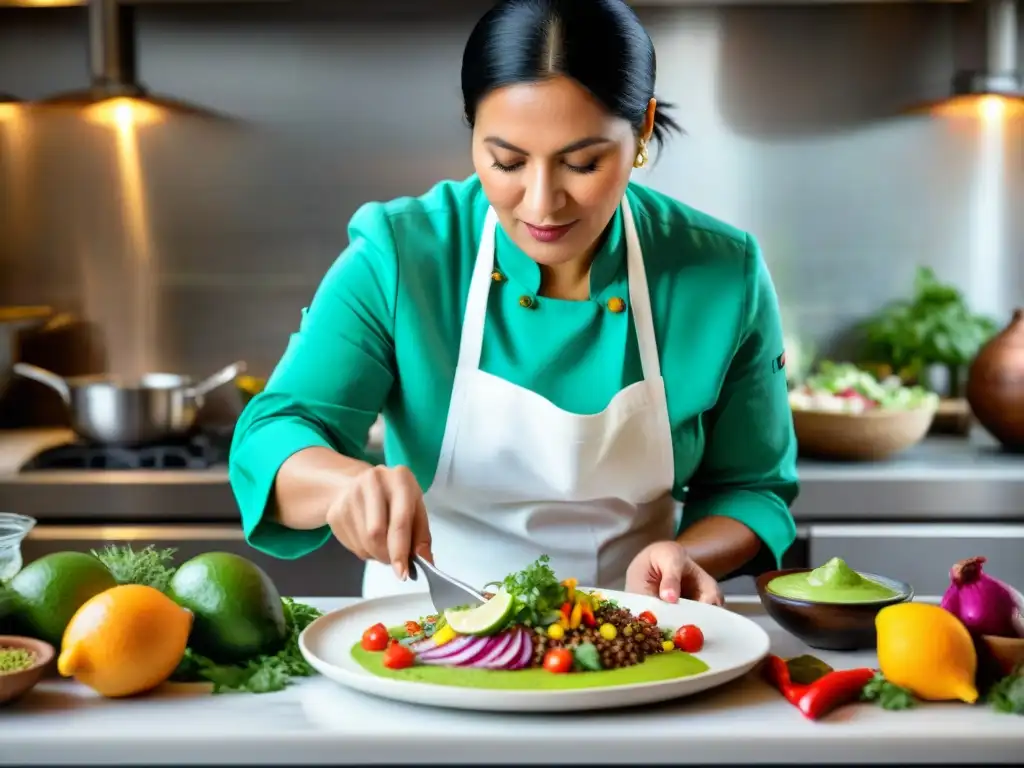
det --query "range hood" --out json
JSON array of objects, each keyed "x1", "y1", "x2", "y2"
[
  {"x1": 41, "y1": 0, "x2": 227, "y2": 123},
  {"x1": 921, "y1": 0, "x2": 1024, "y2": 116}
]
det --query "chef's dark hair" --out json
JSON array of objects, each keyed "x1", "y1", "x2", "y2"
[{"x1": 461, "y1": 0, "x2": 681, "y2": 151}]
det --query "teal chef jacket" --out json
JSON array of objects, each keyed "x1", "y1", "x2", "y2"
[{"x1": 229, "y1": 175, "x2": 799, "y2": 567}]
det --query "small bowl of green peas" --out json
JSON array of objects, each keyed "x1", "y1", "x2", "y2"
[{"x1": 0, "y1": 635, "x2": 55, "y2": 705}]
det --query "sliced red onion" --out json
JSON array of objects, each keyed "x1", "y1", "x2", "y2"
[
  {"x1": 417, "y1": 635, "x2": 498, "y2": 666},
  {"x1": 414, "y1": 634, "x2": 480, "y2": 662},
  {"x1": 510, "y1": 629, "x2": 535, "y2": 670},
  {"x1": 472, "y1": 631, "x2": 518, "y2": 668},
  {"x1": 408, "y1": 636, "x2": 436, "y2": 653}
]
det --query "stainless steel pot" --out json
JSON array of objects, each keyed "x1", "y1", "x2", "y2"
[{"x1": 11, "y1": 360, "x2": 247, "y2": 446}]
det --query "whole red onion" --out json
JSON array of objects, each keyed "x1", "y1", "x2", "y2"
[{"x1": 940, "y1": 556, "x2": 1024, "y2": 638}]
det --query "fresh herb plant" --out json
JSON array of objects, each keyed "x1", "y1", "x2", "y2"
[
  {"x1": 90, "y1": 544, "x2": 178, "y2": 593},
  {"x1": 860, "y1": 266, "x2": 998, "y2": 396}
]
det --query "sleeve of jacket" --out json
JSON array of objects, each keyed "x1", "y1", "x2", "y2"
[
  {"x1": 680, "y1": 233, "x2": 799, "y2": 571},
  {"x1": 228, "y1": 203, "x2": 398, "y2": 560}
]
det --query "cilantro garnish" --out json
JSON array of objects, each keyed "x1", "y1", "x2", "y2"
[
  {"x1": 860, "y1": 672, "x2": 917, "y2": 710},
  {"x1": 488, "y1": 555, "x2": 567, "y2": 628}
]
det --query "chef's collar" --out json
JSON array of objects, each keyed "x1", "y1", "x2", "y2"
[{"x1": 493, "y1": 205, "x2": 626, "y2": 301}]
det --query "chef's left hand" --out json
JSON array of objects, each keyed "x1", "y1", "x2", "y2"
[{"x1": 626, "y1": 541, "x2": 724, "y2": 606}]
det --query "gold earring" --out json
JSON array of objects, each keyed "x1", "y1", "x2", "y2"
[{"x1": 633, "y1": 139, "x2": 648, "y2": 169}]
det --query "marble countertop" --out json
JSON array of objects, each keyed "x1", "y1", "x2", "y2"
[{"x1": 1, "y1": 598, "x2": 1021, "y2": 765}]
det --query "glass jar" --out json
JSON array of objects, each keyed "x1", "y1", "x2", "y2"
[{"x1": 0, "y1": 513, "x2": 36, "y2": 582}]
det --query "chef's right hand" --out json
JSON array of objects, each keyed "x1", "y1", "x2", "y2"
[{"x1": 325, "y1": 464, "x2": 433, "y2": 580}]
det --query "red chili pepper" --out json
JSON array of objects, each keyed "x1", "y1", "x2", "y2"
[
  {"x1": 559, "y1": 602, "x2": 573, "y2": 623},
  {"x1": 763, "y1": 655, "x2": 807, "y2": 706},
  {"x1": 795, "y1": 668, "x2": 877, "y2": 720},
  {"x1": 763, "y1": 655, "x2": 876, "y2": 720}
]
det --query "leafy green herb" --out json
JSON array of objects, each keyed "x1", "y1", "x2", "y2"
[
  {"x1": 859, "y1": 266, "x2": 998, "y2": 396},
  {"x1": 488, "y1": 555, "x2": 567, "y2": 628},
  {"x1": 573, "y1": 642, "x2": 603, "y2": 672},
  {"x1": 91, "y1": 544, "x2": 178, "y2": 593},
  {"x1": 860, "y1": 672, "x2": 917, "y2": 710},
  {"x1": 173, "y1": 597, "x2": 323, "y2": 694},
  {"x1": 987, "y1": 666, "x2": 1024, "y2": 715},
  {"x1": 785, "y1": 655, "x2": 834, "y2": 685}
]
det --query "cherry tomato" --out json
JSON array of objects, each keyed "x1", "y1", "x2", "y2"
[
  {"x1": 542, "y1": 648, "x2": 574, "y2": 674},
  {"x1": 673, "y1": 624, "x2": 705, "y2": 653},
  {"x1": 638, "y1": 610, "x2": 658, "y2": 625},
  {"x1": 361, "y1": 622, "x2": 391, "y2": 652},
  {"x1": 383, "y1": 641, "x2": 416, "y2": 670}
]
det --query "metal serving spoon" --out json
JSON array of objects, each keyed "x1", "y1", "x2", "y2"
[{"x1": 408, "y1": 553, "x2": 488, "y2": 614}]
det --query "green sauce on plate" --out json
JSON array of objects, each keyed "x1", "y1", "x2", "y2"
[
  {"x1": 767, "y1": 557, "x2": 900, "y2": 604},
  {"x1": 351, "y1": 636, "x2": 709, "y2": 690}
]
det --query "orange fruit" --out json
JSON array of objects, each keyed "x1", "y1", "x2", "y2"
[{"x1": 57, "y1": 584, "x2": 193, "y2": 698}]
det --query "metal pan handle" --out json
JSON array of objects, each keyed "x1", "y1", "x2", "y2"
[
  {"x1": 187, "y1": 360, "x2": 247, "y2": 400},
  {"x1": 12, "y1": 362, "x2": 71, "y2": 404}
]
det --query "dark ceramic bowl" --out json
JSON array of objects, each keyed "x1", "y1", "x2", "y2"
[
  {"x1": 0, "y1": 635, "x2": 55, "y2": 705},
  {"x1": 981, "y1": 634, "x2": 1024, "y2": 676},
  {"x1": 756, "y1": 568, "x2": 914, "y2": 651}
]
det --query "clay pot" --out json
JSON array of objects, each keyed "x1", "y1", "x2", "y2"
[{"x1": 966, "y1": 309, "x2": 1024, "y2": 451}]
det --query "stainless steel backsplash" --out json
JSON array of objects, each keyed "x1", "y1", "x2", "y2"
[{"x1": 1, "y1": 2, "x2": 1021, "y2": 380}]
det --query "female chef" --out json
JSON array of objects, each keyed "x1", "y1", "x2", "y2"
[{"x1": 229, "y1": 0, "x2": 799, "y2": 606}]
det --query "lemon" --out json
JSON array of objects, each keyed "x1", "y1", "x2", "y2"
[
  {"x1": 876, "y1": 602, "x2": 978, "y2": 703},
  {"x1": 444, "y1": 588, "x2": 515, "y2": 636},
  {"x1": 58, "y1": 584, "x2": 193, "y2": 698}
]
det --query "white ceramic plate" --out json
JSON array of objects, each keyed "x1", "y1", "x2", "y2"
[{"x1": 299, "y1": 590, "x2": 771, "y2": 713}]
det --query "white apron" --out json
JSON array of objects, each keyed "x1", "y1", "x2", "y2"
[{"x1": 363, "y1": 196, "x2": 677, "y2": 598}]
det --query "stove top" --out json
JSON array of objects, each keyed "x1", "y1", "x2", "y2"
[{"x1": 21, "y1": 432, "x2": 231, "y2": 471}]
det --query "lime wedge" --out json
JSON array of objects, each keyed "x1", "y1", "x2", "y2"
[{"x1": 443, "y1": 588, "x2": 516, "y2": 636}]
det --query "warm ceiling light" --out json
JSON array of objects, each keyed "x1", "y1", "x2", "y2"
[
  {"x1": 929, "y1": 93, "x2": 1024, "y2": 120},
  {"x1": 82, "y1": 96, "x2": 166, "y2": 128},
  {"x1": 41, "y1": 0, "x2": 230, "y2": 122},
  {"x1": 5, "y1": 1, "x2": 83, "y2": 6},
  {"x1": 905, "y1": 0, "x2": 1023, "y2": 119}
]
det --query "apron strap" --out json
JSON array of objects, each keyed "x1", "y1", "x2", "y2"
[
  {"x1": 621, "y1": 196, "x2": 662, "y2": 381},
  {"x1": 455, "y1": 206, "x2": 499, "y2": 372}
]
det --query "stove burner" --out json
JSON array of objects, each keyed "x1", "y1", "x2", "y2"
[{"x1": 22, "y1": 432, "x2": 231, "y2": 471}]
